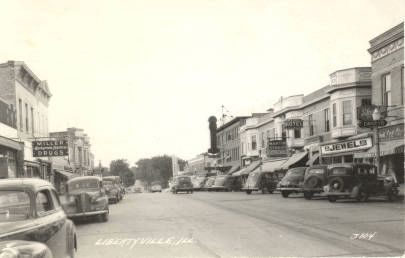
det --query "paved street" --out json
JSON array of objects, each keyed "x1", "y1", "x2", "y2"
[{"x1": 75, "y1": 191, "x2": 404, "y2": 258}]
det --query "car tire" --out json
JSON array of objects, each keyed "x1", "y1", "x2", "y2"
[
  {"x1": 100, "y1": 211, "x2": 109, "y2": 222},
  {"x1": 328, "y1": 196, "x2": 337, "y2": 203},
  {"x1": 329, "y1": 177, "x2": 344, "y2": 192},
  {"x1": 281, "y1": 191, "x2": 289, "y2": 198},
  {"x1": 306, "y1": 176, "x2": 319, "y2": 188},
  {"x1": 246, "y1": 190, "x2": 252, "y2": 195},
  {"x1": 357, "y1": 190, "x2": 369, "y2": 202},
  {"x1": 388, "y1": 188, "x2": 398, "y2": 202},
  {"x1": 191, "y1": 190, "x2": 193, "y2": 194},
  {"x1": 268, "y1": 190, "x2": 274, "y2": 194},
  {"x1": 304, "y1": 191, "x2": 313, "y2": 200}
]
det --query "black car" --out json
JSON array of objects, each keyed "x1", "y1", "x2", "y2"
[{"x1": 171, "y1": 176, "x2": 194, "y2": 194}]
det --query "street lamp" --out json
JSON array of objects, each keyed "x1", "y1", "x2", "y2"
[{"x1": 372, "y1": 107, "x2": 381, "y2": 175}]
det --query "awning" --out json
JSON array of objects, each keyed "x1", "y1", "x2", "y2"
[
  {"x1": 226, "y1": 164, "x2": 240, "y2": 175},
  {"x1": 54, "y1": 169, "x2": 76, "y2": 179},
  {"x1": 281, "y1": 151, "x2": 308, "y2": 170},
  {"x1": 253, "y1": 159, "x2": 287, "y2": 173},
  {"x1": 232, "y1": 160, "x2": 261, "y2": 177},
  {"x1": 354, "y1": 139, "x2": 404, "y2": 159},
  {"x1": 0, "y1": 136, "x2": 23, "y2": 151},
  {"x1": 306, "y1": 153, "x2": 320, "y2": 166}
]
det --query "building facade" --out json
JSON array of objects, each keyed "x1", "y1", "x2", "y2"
[
  {"x1": 0, "y1": 60, "x2": 53, "y2": 181},
  {"x1": 216, "y1": 116, "x2": 248, "y2": 170},
  {"x1": 362, "y1": 22, "x2": 404, "y2": 182}
]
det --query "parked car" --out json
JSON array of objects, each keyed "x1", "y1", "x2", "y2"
[
  {"x1": 103, "y1": 176, "x2": 122, "y2": 203},
  {"x1": 0, "y1": 178, "x2": 77, "y2": 258},
  {"x1": 171, "y1": 176, "x2": 193, "y2": 194},
  {"x1": 62, "y1": 176, "x2": 109, "y2": 222},
  {"x1": 151, "y1": 181, "x2": 162, "y2": 193},
  {"x1": 325, "y1": 163, "x2": 399, "y2": 202},
  {"x1": 134, "y1": 185, "x2": 143, "y2": 193},
  {"x1": 276, "y1": 167, "x2": 307, "y2": 197},
  {"x1": 242, "y1": 171, "x2": 279, "y2": 194},
  {"x1": 191, "y1": 177, "x2": 207, "y2": 191},
  {"x1": 0, "y1": 240, "x2": 53, "y2": 258},
  {"x1": 202, "y1": 176, "x2": 216, "y2": 192},
  {"x1": 210, "y1": 175, "x2": 232, "y2": 192},
  {"x1": 302, "y1": 165, "x2": 328, "y2": 200}
]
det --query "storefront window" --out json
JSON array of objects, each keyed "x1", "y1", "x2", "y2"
[
  {"x1": 344, "y1": 155, "x2": 353, "y2": 163},
  {"x1": 342, "y1": 100, "x2": 352, "y2": 126},
  {"x1": 333, "y1": 156, "x2": 342, "y2": 164},
  {"x1": 294, "y1": 128, "x2": 301, "y2": 138}
]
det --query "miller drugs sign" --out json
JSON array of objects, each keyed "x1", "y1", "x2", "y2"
[
  {"x1": 33, "y1": 140, "x2": 69, "y2": 157},
  {"x1": 320, "y1": 137, "x2": 372, "y2": 155}
]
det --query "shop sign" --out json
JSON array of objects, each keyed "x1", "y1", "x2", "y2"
[
  {"x1": 266, "y1": 139, "x2": 287, "y2": 157},
  {"x1": 378, "y1": 124, "x2": 404, "y2": 142},
  {"x1": 284, "y1": 119, "x2": 303, "y2": 128},
  {"x1": 357, "y1": 105, "x2": 387, "y2": 128},
  {"x1": 32, "y1": 140, "x2": 68, "y2": 157},
  {"x1": 320, "y1": 137, "x2": 372, "y2": 155}
]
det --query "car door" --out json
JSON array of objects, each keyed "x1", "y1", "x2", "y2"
[{"x1": 33, "y1": 187, "x2": 68, "y2": 258}]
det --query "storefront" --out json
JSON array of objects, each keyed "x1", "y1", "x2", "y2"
[
  {"x1": 320, "y1": 135, "x2": 373, "y2": 165},
  {"x1": 354, "y1": 124, "x2": 404, "y2": 183},
  {"x1": 0, "y1": 136, "x2": 24, "y2": 179}
]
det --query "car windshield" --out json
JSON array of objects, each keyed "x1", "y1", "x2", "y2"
[
  {"x1": 0, "y1": 191, "x2": 30, "y2": 222},
  {"x1": 103, "y1": 180, "x2": 113, "y2": 186},
  {"x1": 285, "y1": 168, "x2": 305, "y2": 177},
  {"x1": 177, "y1": 177, "x2": 191, "y2": 183},
  {"x1": 68, "y1": 180, "x2": 99, "y2": 191},
  {"x1": 308, "y1": 168, "x2": 325, "y2": 175},
  {"x1": 330, "y1": 167, "x2": 352, "y2": 176}
]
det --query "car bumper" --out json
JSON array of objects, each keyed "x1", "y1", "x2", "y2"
[
  {"x1": 241, "y1": 187, "x2": 259, "y2": 191},
  {"x1": 176, "y1": 188, "x2": 193, "y2": 191},
  {"x1": 67, "y1": 210, "x2": 108, "y2": 218},
  {"x1": 277, "y1": 187, "x2": 303, "y2": 191}
]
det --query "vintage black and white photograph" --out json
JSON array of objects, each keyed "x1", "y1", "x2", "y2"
[{"x1": 0, "y1": 0, "x2": 404, "y2": 257}]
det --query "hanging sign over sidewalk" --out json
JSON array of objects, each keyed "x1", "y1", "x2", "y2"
[{"x1": 32, "y1": 140, "x2": 69, "y2": 157}]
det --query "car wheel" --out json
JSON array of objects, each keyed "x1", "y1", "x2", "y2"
[
  {"x1": 304, "y1": 191, "x2": 313, "y2": 200},
  {"x1": 268, "y1": 190, "x2": 274, "y2": 194},
  {"x1": 246, "y1": 190, "x2": 252, "y2": 195},
  {"x1": 191, "y1": 190, "x2": 193, "y2": 194},
  {"x1": 357, "y1": 190, "x2": 369, "y2": 202},
  {"x1": 281, "y1": 191, "x2": 289, "y2": 198},
  {"x1": 261, "y1": 187, "x2": 267, "y2": 194},
  {"x1": 328, "y1": 196, "x2": 337, "y2": 203},
  {"x1": 388, "y1": 188, "x2": 398, "y2": 201},
  {"x1": 100, "y1": 211, "x2": 109, "y2": 222}
]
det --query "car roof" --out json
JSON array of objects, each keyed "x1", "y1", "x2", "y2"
[
  {"x1": 67, "y1": 176, "x2": 102, "y2": 183},
  {"x1": 0, "y1": 178, "x2": 53, "y2": 192},
  {"x1": 327, "y1": 163, "x2": 375, "y2": 169}
]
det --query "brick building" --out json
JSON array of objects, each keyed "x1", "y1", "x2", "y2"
[{"x1": 0, "y1": 60, "x2": 53, "y2": 181}]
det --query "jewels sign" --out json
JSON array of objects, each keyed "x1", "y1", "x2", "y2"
[
  {"x1": 32, "y1": 140, "x2": 69, "y2": 157},
  {"x1": 321, "y1": 137, "x2": 372, "y2": 155}
]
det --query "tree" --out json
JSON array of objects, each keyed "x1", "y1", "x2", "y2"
[{"x1": 109, "y1": 159, "x2": 135, "y2": 186}]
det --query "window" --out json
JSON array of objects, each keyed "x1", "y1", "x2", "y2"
[
  {"x1": 342, "y1": 100, "x2": 352, "y2": 126},
  {"x1": 361, "y1": 99, "x2": 372, "y2": 106},
  {"x1": 261, "y1": 132, "x2": 265, "y2": 147},
  {"x1": 251, "y1": 135, "x2": 257, "y2": 150},
  {"x1": 18, "y1": 99, "x2": 22, "y2": 131},
  {"x1": 36, "y1": 190, "x2": 54, "y2": 215},
  {"x1": 401, "y1": 66, "x2": 404, "y2": 105},
  {"x1": 382, "y1": 73, "x2": 391, "y2": 106},
  {"x1": 266, "y1": 130, "x2": 270, "y2": 140},
  {"x1": 294, "y1": 128, "x2": 301, "y2": 139},
  {"x1": 324, "y1": 109, "x2": 330, "y2": 132},
  {"x1": 31, "y1": 107, "x2": 34, "y2": 134},
  {"x1": 273, "y1": 128, "x2": 277, "y2": 140},
  {"x1": 332, "y1": 103, "x2": 337, "y2": 128},
  {"x1": 25, "y1": 103, "x2": 29, "y2": 132},
  {"x1": 309, "y1": 114, "x2": 314, "y2": 136}
]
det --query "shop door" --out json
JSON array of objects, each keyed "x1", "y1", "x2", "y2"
[{"x1": 0, "y1": 157, "x2": 8, "y2": 178}]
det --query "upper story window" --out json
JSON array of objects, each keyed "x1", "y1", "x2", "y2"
[
  {"x1": 18, "y1": 99, "x2": 22, "y2": 131},
  {"x1": 251, "y1": 135, "x2": 257, "y2": 150},
  {"x1": 272, "y1": 128, "x2": 277, "y2": 139},
  {"x1": 342, "y1": 100, "x2": 352, "y2": 126},
  {"x1": 261, "y1": 132, "x2": 265, "y2": 147},
  {"x1": 31, "y1": 107, "x2": 34, "y2": 134},
  {"x1": 294, "y1": 128, "x2": 301, "y2": 139},
  {"x1": 324, "y1": 109, "x2": 330, "y2": 132},
  {"x1": 361, "y1": 99, "x2": 372, "y2": 106},
  {"x1": 401, "y1": 66, "x2": 404, "y2": 105},
  {"x1": 382, "y1": 73, "x2": 391, "y2": 107},
  {"x1": 332, "y1": 103, "x2": 337, "y2": 128},
  {"x1": 25, "y1": 103, "x2": 29, "y2": 132},
  {"x1": 309, "y1": 114, "x2": 314, "y2": 136}
]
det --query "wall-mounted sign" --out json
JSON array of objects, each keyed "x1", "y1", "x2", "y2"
[
  {"x1": 266, "y1": 139, "x2": 287, "y2": 157},
  {"x1": 378, "y1": 124, "x2": 404, "y2": 142},
  {"x1": 357, "y1": 105, "x2": 387, "y2": 128},
  {"x1": 320, "y1": 137, "x2": 372, "y2": 155},
  {"x1": 284, "y1": 119, "x2": 303, "y2": 128},
  {"x1": 33, "y1": 140, "x2": 68, "y2": 157}
]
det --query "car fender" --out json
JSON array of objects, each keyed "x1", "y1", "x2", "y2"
[{"x1": 66, "y1": 219, "x2": 77, "y2": 253}]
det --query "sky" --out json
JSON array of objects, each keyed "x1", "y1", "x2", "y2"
[{"x1": 0, "y1": 0, "x2": 404, "y2": 167}]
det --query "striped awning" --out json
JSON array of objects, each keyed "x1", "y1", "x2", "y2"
[
  {"x1": 253, "y1": 159, "x2": 287, "y2": 173},
  {"x1": 281, "y1": 151, "x2": 308, "y2": 170},
  {"x1": 232, "y1": 160, "x2": 261, "y2": 177}
]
